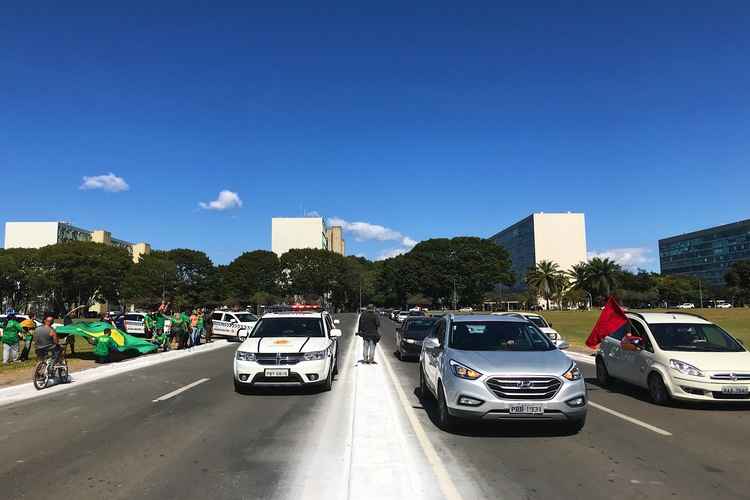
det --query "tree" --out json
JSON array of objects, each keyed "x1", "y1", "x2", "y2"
[
  {"x1": 525, "y1": 260, "x2": 561, "y2": 311},
  {"x1": 223, "y1": 250, "x2": 281, "y2": 303},
  {"x1": 280, "y1": 249, "x2": 337, "y2": 300},
  {"x1": 586, "y1": 257, "x2": 621, "y2": 304},
  {"x1": 725, "y1": 260, "x2": 750, "y2": 305},
  {"x1": 122, "y1": 254, "x2": 178, "y2": 309}
]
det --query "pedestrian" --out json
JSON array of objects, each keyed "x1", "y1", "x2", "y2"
[
  {"x1": 189, "y1": 309, "x2": 201, "y2": 347},
  {"x1": 194, "y1": 308, "x2": 205, "y2": 345},
  {"x1": 1, "y1": 309, "x2": 23, "y2": 364},
  {"x1": 144, "y1": 312, "x2": 155, "y2": 340},
  {"x1": 19, "y1": 318, "x2": 36, "y2": 361},
  {"x1": 172, "y1": 312, "x2": 188, "y2": 349},
  {"x1": 357, "y1": 304, "x2": 381, "y2": 364},
  {"x1": 204, "y1": 309, "x2": 213, "y2": 343},
  {"x1": 91, "y1": 328, "x2": 116, "y2": 364}
]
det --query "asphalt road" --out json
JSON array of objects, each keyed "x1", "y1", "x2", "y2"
[{"x1": 0, "y1": 313, "x2": 748, "y2": 500}]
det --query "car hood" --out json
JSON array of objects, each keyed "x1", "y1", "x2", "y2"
[
  {"x1": 451, "y1": 349, "x2": 572, "y2": 376},
  {"x1": 538, "y1": 327, "x2": 559, "y2": 335},
  {"x1": 238, "y1": 321, "x2": 257, "y2": 329},
  {"x1": 662, "y1": 350, "x2": 750, "y2": 372},
  {"x1": 240, "y1": 336, "x2": 330, "y2": 353}
]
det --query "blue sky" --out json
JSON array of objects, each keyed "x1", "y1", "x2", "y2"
[{"x1": 2, "y1": 2, "x2": 749, "y2": 269}]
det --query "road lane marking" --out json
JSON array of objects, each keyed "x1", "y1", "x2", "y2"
[
  {"x1": 379, "y1": 344, "x2": 465, "y2": 500},
  {"x1": 588, "y1": 401, "x2": 672, "y2": 436},
  {"x1": 152, "y1": 378, "x2": 210, "y2": 402}
]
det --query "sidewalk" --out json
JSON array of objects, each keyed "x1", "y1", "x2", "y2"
[{"x1": 0, "y1": 340, "x2": 232, "y2": 408}]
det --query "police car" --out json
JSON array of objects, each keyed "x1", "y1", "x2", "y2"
[
  {"x1": 121, "y1": 312, "x2": 149, "y2": 336},
  {"x1": 211, "y1": 310, "x2": 259, "y2": 342},
  {"x1": 233, "y1": 310, "x2": 342, "y2": 392}
]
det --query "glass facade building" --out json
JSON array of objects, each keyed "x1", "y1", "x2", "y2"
[
  {"x1": 659, "y1": 219, "x2": 750, "y2": 287},
  {"x1": 490, "y1": 215, "x2": 536, "y2": 291}
]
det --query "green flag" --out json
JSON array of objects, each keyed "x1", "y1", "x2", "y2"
[{"x1": 55, "y1": 321, "x2": 158, "y2": 355}]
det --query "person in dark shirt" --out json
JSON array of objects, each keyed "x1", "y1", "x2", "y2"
[{"x1": 357, "y1": 304, "x2": 381, "y2": 364}]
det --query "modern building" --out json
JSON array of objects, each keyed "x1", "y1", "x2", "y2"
[
  {"x1": 326, "y1": 226, "x2": 345, "y2": 255},
  {"x1": 659, "y1": 219, "x2": 750, "y2": 287},
  {"x1": 4, "y1": 221, "x2": 151, "y2": 263},
  {"x1": 489, "y1": 213, "x2": 588, "y2": 290}
]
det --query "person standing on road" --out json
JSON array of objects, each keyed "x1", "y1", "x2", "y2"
[
  {"x1": 357, "y1": 304, "x2": 381, "y2": 364},
  {"x1": 1, "y1": 310, "x2": 23, "y2": 364}
]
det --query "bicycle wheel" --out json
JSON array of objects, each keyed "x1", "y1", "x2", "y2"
[
  {"x1": 57, "y1": 360, "x2": 70, "y2": 383},
  {"x1": 33, "y1": 360, "x2": 50, "y2": 390}
]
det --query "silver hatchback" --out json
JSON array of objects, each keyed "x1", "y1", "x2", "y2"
[{"x1": 419, "y1": 315, "x2": 587, "y2": 433}]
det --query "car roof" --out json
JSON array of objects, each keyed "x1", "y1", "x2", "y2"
[
  {"x1": 452, "y1": 314, "x2": 527, "y2": 323},
  {"x1": 262, "y1": 311, "x2": 325, "y2": 318},
  {"x1": 222, "y1": 310, "x2": 256, "y2": 315},
  {"x1": 628, "y1": 312, "x2": 711, "y2": 325}
]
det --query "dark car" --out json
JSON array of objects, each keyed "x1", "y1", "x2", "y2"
[{"x1": 396, "y1": 316, "x2": 438, "y2": 360}]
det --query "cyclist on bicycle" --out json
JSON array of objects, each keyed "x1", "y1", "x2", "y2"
[{"x1": 33, "y1": 315, "x2": 61, "y2": 363}]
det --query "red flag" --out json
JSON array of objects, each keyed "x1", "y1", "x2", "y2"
[{"x1": 585, "y1": 296, "x2": 628, "y2": 349}]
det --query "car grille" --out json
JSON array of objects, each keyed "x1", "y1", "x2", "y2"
[
  {"x1": 255, "y1": 353, "x2": 306, "y2": 366},
  {"x1": 251, "y1": 373, "x2": 305, "y2": 384},
  {"x1": 486, "y1": 376, "x2": 562, "y2": 400},
  {"x1": 712, "y1": 392, "x2": 750, "y2": 400},
  {"x1": 710, "y1": 373, "x2": 750, "y2": 381}
]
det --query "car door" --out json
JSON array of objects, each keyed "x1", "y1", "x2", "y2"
[
  {"x1": 600, "y1": 326, "x2": 628, "y2": 378},
  {"x1": 619, "y1": 319, "x2": 655, "y2": 388},
  {"x1": 424, "y1": 319, "x2": 446, "y2": 391},
  {"x1": 212, "y1": 312, "x2": 226, "y2": 336}
]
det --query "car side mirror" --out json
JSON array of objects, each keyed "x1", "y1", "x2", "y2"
[
  {"x1": 422, "y1": 337, "x2": 440, "y2": 349},
  {"x1": 330, "y1": 328, "x2": 343, "y2": 338},
  {"x1": 334, "y1": 319, "x2": 341, "y2": 325},
  {"x1": 557, "y1": 340, "x2": 569, "y2": 350}
]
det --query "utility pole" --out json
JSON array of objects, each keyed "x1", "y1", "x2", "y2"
[{"x1": 452, "y1": 278, "x2": 458, "y2": 311}]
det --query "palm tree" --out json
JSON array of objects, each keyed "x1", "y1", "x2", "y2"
[
  {"x1": 587, "y1": 257, "x2": 621, "y2": 303},
  {"x1": 525, "y1": 260, "x2": 560, "y2": 311},
  {"x1": 553, "y1": 272, "x2": 571, "y2": 309},
  {"x1": 567, "y1": 261, "x2": 592, "y2": 308}
]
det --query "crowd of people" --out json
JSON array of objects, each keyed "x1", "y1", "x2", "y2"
[{"x1": 0, "y1": 301, "x2": 215, "y2": 367}]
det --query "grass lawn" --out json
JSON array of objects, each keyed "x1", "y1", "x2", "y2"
[{"x1": 542, "y1": 308, "x2": 750, "y2": 349}]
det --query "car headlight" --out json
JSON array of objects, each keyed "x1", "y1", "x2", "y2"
[
  {"x1": 304, "y1": 350, "x2": 327, "y2": 361},
  {"x1": 449, "y1": 359, "x2": 482, "y2": 380},
  {"x1": 669, "y1": 359, "x2": 704, "y2": 377},
  {"x1": 235, "y1": 351, "x2": 256, "y2": 362},
  {"x1": 563, "y1": 362, "x2": 582, "y2": 381},
  {"x1": 548, "y1": 332, "x2": 559, "y2": 341}
]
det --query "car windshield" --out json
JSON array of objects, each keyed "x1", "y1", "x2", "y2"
[
  {"x1": 251, "y1": 317, "x2": 324, "y2": 338},
  {"x1": 449, "y1": 321, "x2": 554, "y2": 351},
  {"x1": 234, "y1": 313, "x2": 258, "y2": 323},
  {"x1": 648, "y1": 323, "x2": 744, "y2": 352},
  {"x1": 408, "y1": 311, "x2": 426, "y2": 316},
  {"x1": 525, "y1": 315, "x2": 549, "y2": 328},
  {"x1": 405, "y1": 318, "x2": 437, "y2": 339}
]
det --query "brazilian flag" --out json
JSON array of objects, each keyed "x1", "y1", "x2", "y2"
[{"x1": 56, "y1": 321, "x2": 158, "y2": 355}]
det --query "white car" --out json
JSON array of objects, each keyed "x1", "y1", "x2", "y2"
[
  {"x1": 493, "y1": 312, "x2": 569, "y2": 349},
  {"x1": 233, "y1": 311, "x2": 342, "y2": 391},
  {"x1": 211, "y1": 310, "x2": 259, "y2": 342},
  {"x1": 596, "y1": 312, "x2": 750, "y2": 404},
  {"x1": 676, "y1": 303, "x2": 696, "y2": 309},
  {"x1": 122, "y1": 312, "x2": 148, "y2": 336},
  {"x1": 396, "y1": 311, "x2": 410, "y2": 322},
  {"x1": 715, "y1": 301, "x2": 733, "y2": 309}
]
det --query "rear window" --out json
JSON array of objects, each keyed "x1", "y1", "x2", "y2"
[
  {"x1": 405, "y1": 318, "x2": 437, "y2": 339},
  {"x1": 234, "y1": 313, "x2": 258, "y2": 323},
  {"x1": 252, "y1": 317, "x2": 324, "y2": 338}
]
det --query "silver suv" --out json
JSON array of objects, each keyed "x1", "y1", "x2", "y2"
[{"x1": 419, "y1": 315, "x2": 587, "y2": 433}]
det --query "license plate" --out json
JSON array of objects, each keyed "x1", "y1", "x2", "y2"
[
  {"x1": 722, "y1": 385, "x2": 749, "y2": 395},
  {"x1": 264, "y1": 369, "x2": 290, "y2": 377},
  {"x1": 509, "y1": 403, "x2": 544, "y2": 415}
]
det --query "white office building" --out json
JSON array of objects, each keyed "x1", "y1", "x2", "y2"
[
  {"x1": 489, "y1": 212, "x2": 588, "y2": 291},
  {"x1": 271, "y1": 217, "x2": 345, "y2": 257},
  {"x1": 4, "y1": 221, "x2": 151, "y2": 263}
]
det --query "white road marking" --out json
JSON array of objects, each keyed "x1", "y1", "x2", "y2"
[
  {"x1": 588, "y1": 401, "x2": 672, "y2": 436},
  {"x1": 380, "y1": 344, "x2": 465, "y2": 500},
  {"x1": 152, "y1": 378, "x2": 210, "y2": 402},
  {"x1": 565, "y1": 351, "x2": 595, "y2": 365}
]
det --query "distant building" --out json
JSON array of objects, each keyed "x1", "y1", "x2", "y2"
[
  {"x1": 489, "y1": 213, "x2": 588, "y2": 290},
  {"x1": 326, "y1": 226, "x2": 345, "y2": 255},
  {"x1": 659, "y1": 219, "x2": 750, "y2": 287},
  {"x1": 4, "y1": 221, "x2": 151, "y2": 263}
]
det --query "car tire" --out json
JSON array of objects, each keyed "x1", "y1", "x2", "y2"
[
  {"x1": 596, "y1": 357, "x2": 612, "y2": 387},
  {"x1": 234, "y1": 378, "x2": 249, "y2": 395},
  {"x1": 419, "y1": 364, "x2": 433, "y2": 401},
  {"x1": 322, "y1": 365, "x2": 333, "y2": 392},
  {"x1": 437, "y1": 383, "x2": 458, "y2": 433},
  {"x1": 236, "y1": 330, "x2": 248, "y2": 343},
  {"x1": 648, "y1": 373, "x2": 671, "y2": 405}
]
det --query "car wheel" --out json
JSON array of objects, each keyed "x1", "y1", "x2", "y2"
[
  {"x1": 596, "y1": 357, "x2": 612, "y2": 387},
  {"x1": 648, "y1": 373, "x2": 671, "y2": 405},
  {"x1": 236, "y1": 330, "x2": 248, "y2": 343},
  {"x1": 234, "y1": 378, "x2": 249, "y2": 395},
  {"x1": 437, "y1": 383, "x2": 458, "y2": 432},
  {"x1": 322, "y1": 365, "x2": 333, "y2": 392},
  {"x1": 419, "y1": 364, "x2": 433, "y2": 401}
]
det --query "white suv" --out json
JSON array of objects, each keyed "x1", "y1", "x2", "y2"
[
  {"x1": 233, "y1": 311, "x2": 342, "y2": 392},
  {"x1": 596, "y1": 312, "x2": 750, "y2": 404},
  {"x1": 211, "y1": 311, "x2": 259, "y2": 342},
  {"x1": 493, "y1": 312, "x2": 569, "y2": 349}
]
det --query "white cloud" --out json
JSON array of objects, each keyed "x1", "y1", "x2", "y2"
[
  {"x1": 304, "y1": 210, "x2": 321, "y2": 217},
  {"x1": 587, "y1": 247, "x2": 655, "y2": 269},
  {"x1": 79, "y1": 173, "x2": 129, "y2": 192},
  {"x1": 199, "y1": 190, "x2": 243, "y2": 211},
  {"x1": 377, "y1": 247, "x2": 410, "y2": 260},
  {"x1": 329, "y1": 217, "x2": 417, "y2": 248}
]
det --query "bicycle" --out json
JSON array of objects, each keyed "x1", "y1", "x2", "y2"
[{"x1": 33, "y1": 341, "x2": 70, "y2": 390}]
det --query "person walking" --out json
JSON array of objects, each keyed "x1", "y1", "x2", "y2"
[
  {"x1": 1, "y1": 310, "x2": 23, "y2": 364},
  {"x1": 19, "y1": 318, "x2": 36, "y2": 361},
  {"x1": 357, "y1": 304, "x2": 381, "y2": 364}
]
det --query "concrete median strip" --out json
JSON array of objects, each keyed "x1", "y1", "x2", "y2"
[{"x1": 0, "y1": 341, "x2": 232, "y2": 408}]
